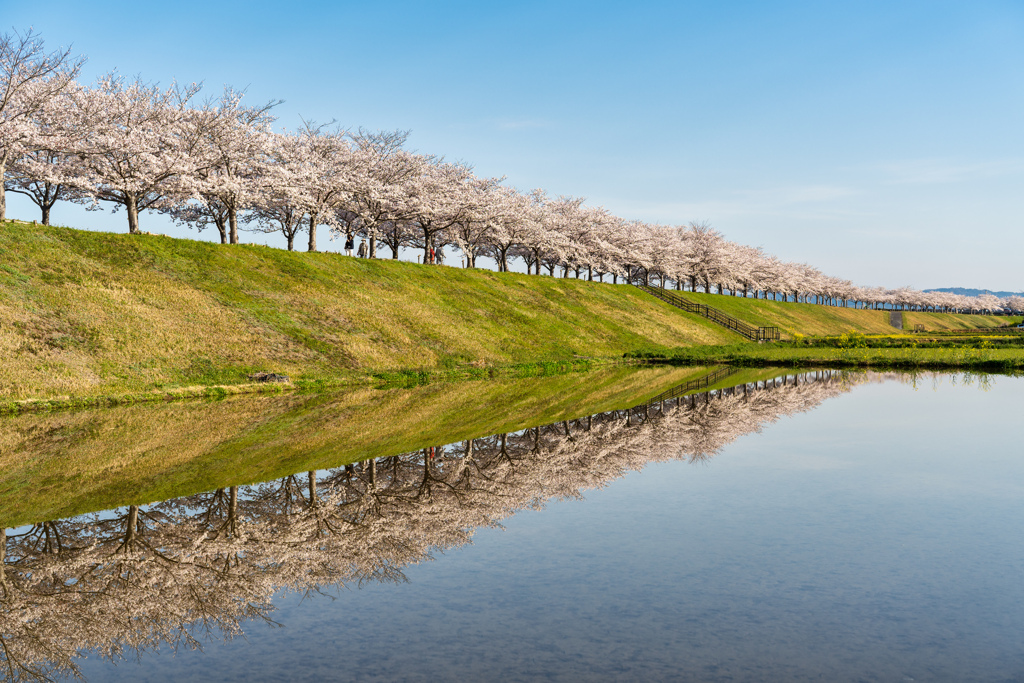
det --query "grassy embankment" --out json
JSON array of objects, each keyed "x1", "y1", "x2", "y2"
[
  {"x1": 676, "y1": 291, "x2": 1016, "y2": 337},
  {"x1": 617, "y1": 287, "x2": 1022, "y2": 370},
  {"x1": 624, "y1": 291, "x2": 1024, "y2": 370},
  {"x1": 903, "y1": 310, "x2": 1016, "y2": 331},
  {"x1": 0, "y1": 221, "x2": 740, "y2": 404},
  {"x1": 3, "y1": 220, "x2": 1018, "y2": 404},
  {"x1": 0, "y1": 363, "x2": 746, "y2": 527}
]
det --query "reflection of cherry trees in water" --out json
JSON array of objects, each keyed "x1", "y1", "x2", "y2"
[{"x1": 0, "y1": 369, "x2": 880, "y2": 681}]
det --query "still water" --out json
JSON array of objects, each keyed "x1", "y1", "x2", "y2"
[{"x1": 2, "y1": 368, "x2": 1022, "y2": 682}]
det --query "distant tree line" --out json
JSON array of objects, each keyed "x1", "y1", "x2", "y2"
[{"x1": 1, "y1": 30, "x2": 1019, "y2": 315}]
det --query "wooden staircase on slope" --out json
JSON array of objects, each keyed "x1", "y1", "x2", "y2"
[{"x1": 633, "y1": 284, "x2": 781, "y2": 342}]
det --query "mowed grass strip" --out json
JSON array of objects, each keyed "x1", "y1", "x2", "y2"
[
  {"x1": 631, "y1": 343, "x2": 1024, "y2": 371},
  {"x1": 660, "y1": 290, "x2": 1017, "y2": 337},
  {"x1": 0, "y1": 222, "x2": 738, "y2": 400}
]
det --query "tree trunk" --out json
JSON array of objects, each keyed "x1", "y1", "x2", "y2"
[
  {"x1": 126, "y1": 195, "x2": 140, "y2": 234},
  {"x1": 226, "y1": 485, "x2": 238, "y2": 536},
  {"x1": 215, "y1": 215, "x2": 228, "y2": 244},
  {"x1": 370, "y1": 232, "x2": 377, "y2": 258},
  {"x1": 0, "y1": 527, "x2": 6, "y2": 591},
  {"x1": 308, "y1": 215, "x2": 317, "y2": 251},
  {"x1": 0, "y1": 153, "x2": 7, "y2": 222},
  {"x1": 124, "y1": 505, "x2": 140, "y2": 548},
  {"x1": 229, "y1": 207, "x2": 239, "y2": 244},
  {"x1": 287, "y1": 234, "x2": 295, "y2": 251},
  {"x1": 41, "y1": 204, "x2": 51, "y2": 226}
]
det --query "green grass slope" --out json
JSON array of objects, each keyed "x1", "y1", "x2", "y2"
[
  {"x1": 0, "y1": 222, "x2": 738, "y2": 400},
  {"x1": 903, "y1": 311, "x2": 1018, "y2": 330},
  {"x1": 677, "y1": 291, "x2": 896, "y2": 336}
]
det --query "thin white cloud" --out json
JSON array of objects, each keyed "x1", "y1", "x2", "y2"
[
  {"x1": 738, "y1": 184, "x2": 860, "y2": 205},
  {"x1": 608, "y1": 184, "x2": 865, "y2": 224},
  {"x1": 875, "y1": 158, "x2": 1024, "y2": 185},
  {"x1": 493, "y1": 118, "x2": 551, "y2": 131}
]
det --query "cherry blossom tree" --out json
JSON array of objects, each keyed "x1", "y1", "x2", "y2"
[
  {"x1": 70, "y1": 74, "x2": 205, "y2": 234},
  {"x1": 571, "y1": 205, "x2": 623, "y2": 281},
  {"x1": 166, "y1": 87, "x2": 278, "y2": 244},
  {"x1": 685, "y1": 221, "x2": 730, "y2": 293},
  {"x1": 405, "y1": 160, "x2": 475, "y2": 264},
  {"x1": 0, "y1": 29, "x2": 83, "y2": 222},
  {"x1": 449, "y1": 175, "x2": 504, "y2": 268},
  {"x1": 246, "y1": 132, "x2": 307, "y2": 250},
  {"x1": 1, "y1": 30, "x2": 1010, "y2": 312},
  {"x1": 4, "y1": 146, "x2": 84, "y2": 225},
  {"x1": 487, "y1": 187, "x2": 540, "y2": 272},
  {"x1": 344, "y1": 129, "x2": 424, "y2": 258},
  {"x1": 290, "y1": 122, "x2": 355, "y2": 252},
  {"x1": 510, "y1": 190, "x2": 568, "y2": 276}
]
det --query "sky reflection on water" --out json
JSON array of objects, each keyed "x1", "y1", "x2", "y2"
[{"x1": 9, "y1": 371, "x2": 1023, "y2": 682}]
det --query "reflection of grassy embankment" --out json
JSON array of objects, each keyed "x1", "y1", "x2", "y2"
[
  {"x1": 0, "y1": 358, "x2": 608, "y2": 415},
  {"x1": 0, "y1": 364, "x2": 716, "y2": 527}
]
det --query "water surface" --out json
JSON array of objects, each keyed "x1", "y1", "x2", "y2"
[{"x1": 2, "y1": 369, "x2": 1021, "y2": 682}]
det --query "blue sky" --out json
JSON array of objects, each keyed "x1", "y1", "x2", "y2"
[{"x1": 4, "y1": 0, "x2": 1022, "y2": 290}]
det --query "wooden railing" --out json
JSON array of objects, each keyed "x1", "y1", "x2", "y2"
[
  {"x1": 644, "y1": 368, "x2": 844, "y2": 408},
  {"x1": 634, "y1": 284, "x2": 780, "y2": 342},
  {"x1": 644, "y1": 366, "x2": 740, "y2": 405}
]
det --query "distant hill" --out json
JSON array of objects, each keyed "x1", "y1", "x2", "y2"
[{"x1": 925, "y1": 288, "x2": 1023, "y2": 298}]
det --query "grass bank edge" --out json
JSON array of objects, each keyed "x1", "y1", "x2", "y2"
[
  {"x1": 0, "y1": 356, "x2": 643, "y2": 415},
  {"x1": 626, "y1": 344, "x2": 1024, "y2": 372}
]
